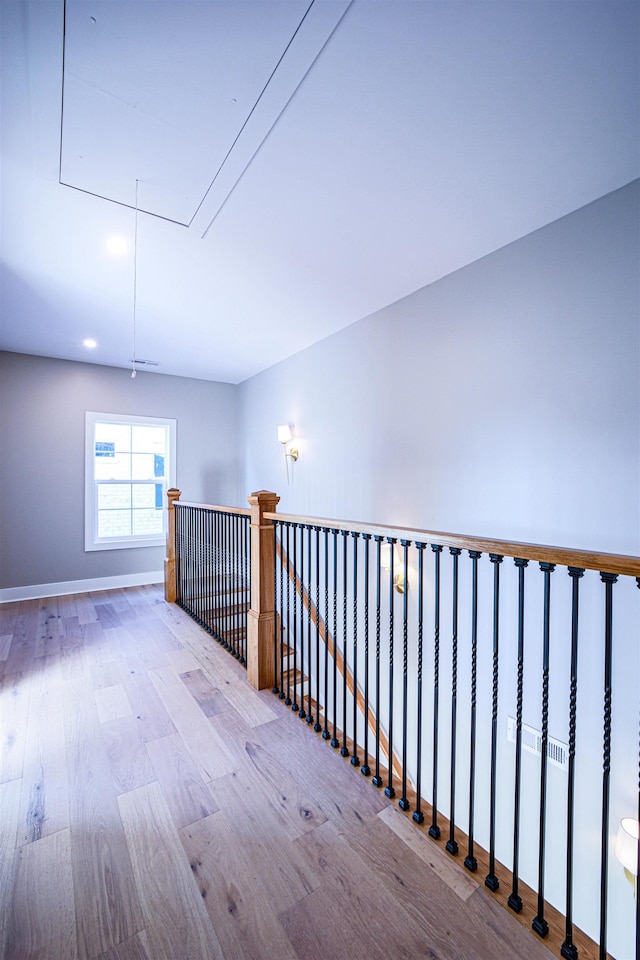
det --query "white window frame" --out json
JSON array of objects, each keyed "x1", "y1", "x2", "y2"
[{"x1": 85, "y1": 411, "x2": 177, "y2": 551}]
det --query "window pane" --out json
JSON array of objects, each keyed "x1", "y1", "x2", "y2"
[
  {"x1": 97, "y1": 483, "x2": 132, "y2": 510},
  {"x1": 95, "y1": 422, "x2": 131, "y2": 452},
  {"x1": 132, "y1": 484, "x2": 156, "y2": 508},
  {"x1": 131, "y1": 453, "x2": 156, "y2": 480},
  {"x1": 132, "y1": 425, "x2": 167, "y2": 454},
  {"x1": 132, "y1": 508, "x2": 164, "y2": 536},
  {"x1": 98, "y1": 509, "x2": 132, "y2": 538},
  {"x1": 95, "y1": 452, "x2": 131, "y2": 480}
]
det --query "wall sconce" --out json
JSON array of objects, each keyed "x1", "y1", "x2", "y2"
[
  {"x1": 615, "y1": 817, "x2": 639, "y2": 897},
  {"x1": 380, "y1": 542, "x2": 405, "y2": 593},
  {"x1": 278, "y1": 424, "x2": 298, "y2": 484}
]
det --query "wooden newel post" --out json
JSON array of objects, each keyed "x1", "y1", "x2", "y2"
[
  {"x1": 247, "y1": 490, "x2": 280, "y2": 690},
  {"x1": 164, "y1": 488, "x2": 181, "y2": 603}
]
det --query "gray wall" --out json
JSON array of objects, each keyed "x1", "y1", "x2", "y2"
[
  {"x1": 0, "y1": 353, "x2": 239, "y2": 589},
  {"x1": 239, "y1": 180, "x2": 639, "y2": 556}
]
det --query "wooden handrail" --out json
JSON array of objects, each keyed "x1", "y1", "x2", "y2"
[
  {"x1": 175, "y1": 500, "x2": 251, "y2": 517},
  {"x1": 265, "y1": 512, "x2": 640, "y2": 578}
]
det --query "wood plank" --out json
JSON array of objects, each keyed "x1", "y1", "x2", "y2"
[
  {"x1": 0, "y1": 671, "x2": 31, "y2": 784},
  {"x1": 148, "y1": 666, "x2": 237, "y2": 782},
  {"x1": 145, "y1": 733, "x2": 218, "y2": 829},
  {"x1": 378, "y1": 804, "x2": 476, "y2": 901},
  {"x1": 180, "y1": 811, "x2": 299, "y2": 960},
  {"x1": 101, "y1": 716, "x2": 156, "y2": 796},
  {"x1": 16, "y1": 655, "x2": 69, "y2": 845},
  {"x1": 4, "y1": 828, "x2": 78, "y2": 960},
  {"x1": 0, "y1": 635, "x2": 13, "y2": 660},
  {"x1": 117, "y1": 781, "x2": 224, "y2": 960},
  {"x1": 94, "y1": 684, "x2": 133, "y2": 723},
  {"x1": 215, "y1": 676, "x2": 279, "y2": 727},
  {"x1": 178, "y1": 668, "x2": 232, "y2": 718},
  {"x1": 64, "y1": 678, "x2": 143, "y2": 959},
  {"x1": 94, "y1": 932, "x2": 150, "y2": 960},
  {"x1": 0, "y1": 779, "x2": 22, "y2": 959},
  {"x1": 208, "y1": 766, "x2": 321, "y2": 915},
  {"x1": 164, "y1": 647, "x2": 202, "y2": 675}
]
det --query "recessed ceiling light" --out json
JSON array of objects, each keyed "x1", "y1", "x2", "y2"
[
  {"x1": 83, "y1": 338, "x2": 97, "y2": 348},
  {"x1": 106, "y1": 236, "x2": 128, "y2": 256}
]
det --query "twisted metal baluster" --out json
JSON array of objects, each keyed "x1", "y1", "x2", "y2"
[
  {"x1": 509, "y1": 557, "x2": 528, "y2": 910},
  {"x1": 561, "y1": 566, "x2": 584, "y2": 959},
  {"x1": 306, "y1": 525, "x2": 314, "y2": 724},
  {"x1": 399, "y1": 540, "x2": 411, "y2": 810},
  {"x1": 361, "y1": 534, "x2": 372, "y2": 776},
  {"x1": 446, "y1": 547, "x2": 461, "y2": 853},
  {"x1": 314, "y1": 527, "x2": 322, "y2": 731},
  {"x1": 464, "y1": 550, "x2": 481, "y2": 871},
  {"x1": 274, "y1": 521, "x2": 281, "y2": 693},
  {"x1": 385, "y1": 537, "x2": 397, "y2": 798},
  {"x1": 351, "y1": 532, "x2": 360, "y2": 765},
  {"x1": 340, "y1": 530, "x2": 350, "y2": 755},
  {"x1": 331, "y1": 529, "x2": 339, "y2": 748},
  {"x1": 598, "y1": 571, "x2": 618, "y2": 960},
  {"x1": 292, "y1": 525, "x2": 299, "y2": 714},
  {"x1": 372, "y1": 536, "x2": 383, "y2": 786},
  {"x1": 533, "y1": 562, "x2": 556, "y2": 938},
  {"x1": 485, "y1": 553, "x2": 503, "y2": 891},
  {"x1": 413, "y1": 543, "x2": 426, "y2": 824},
  {"x1": 322, "y1": 528, "x2": 330, "y2": 740},
  {"x1": 430, "y1": 544, "x2": 443, "y2": 839}
]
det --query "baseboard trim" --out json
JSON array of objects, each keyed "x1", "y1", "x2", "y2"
[{"x1": 0, "y1": 571, "x2": 164, "y2": 603}]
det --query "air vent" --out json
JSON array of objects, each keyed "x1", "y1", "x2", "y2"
[
  {"x1": 130, "y1": 359, "x2": 160, "y2": 366},
  {"x1": 507, "y1": 717, "x2": 568, "y2": 771}
]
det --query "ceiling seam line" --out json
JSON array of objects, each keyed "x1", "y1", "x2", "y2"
[{"x1": 188, "y1": 0, "x2": 318, "y2": 229}]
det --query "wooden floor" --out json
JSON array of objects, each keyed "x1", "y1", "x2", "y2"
[{"x1": 0, "y1": 584, "x2": 558, "y2": 960}]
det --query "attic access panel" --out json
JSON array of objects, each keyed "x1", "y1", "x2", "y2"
[{"x1": 59, "y1": 0, "x2": 329, "y2": 225}]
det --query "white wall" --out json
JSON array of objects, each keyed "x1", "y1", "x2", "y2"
[
  {"x1": 238, "y1": 181, "x2": 639, "y2": 957},
  {"x1": 0, "y1": 353, "x2": 239, "y2": 591},
  {"x1": 239, "y1": 180, "x2": 639, "y2": 557}
]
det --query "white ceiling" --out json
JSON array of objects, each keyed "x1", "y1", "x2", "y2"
[{"x1": 1, "y1": 0, "x2": 638, "y2": 384}]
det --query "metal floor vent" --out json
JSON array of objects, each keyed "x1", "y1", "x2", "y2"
[{"x1": 507, "y1": 717, "x2": 568, "y2": 771}]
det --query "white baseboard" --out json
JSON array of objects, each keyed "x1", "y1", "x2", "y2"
[{"x1": 0, "y1": 570, "x2": 164, "y2": 603}]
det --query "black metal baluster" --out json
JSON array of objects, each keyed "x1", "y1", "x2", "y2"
[
  {"x1": 509, "y1": 557, "x2": 529, "y2": 911},
  {"x1": 274, "y1": 521, "x2": 281, "y2": 693},
  {"x1": 561, "y1": 566, "x2": 584, "y2": 959},
  {"x1": 362, "y1": 534, "x2": 372, "y2": 776},
  {"x1": 386, "y1": 537, "x2": 397, "y2": 798},
  {"x1": 485, "y1": 553, "x2": 503, "y2": 891},
  {"x1": 340, "y1": 530, "x2": 349, "y2": 756},
  {"x1": 306, "y1": 526, "x2": 314, "y2": 724},
  {"x1": 351, "y1": 532, "x2": 360, "y2": 765},
  {"x1": 533, "y1": 561, "x2": 556, "y2": 937},
  {"x1": 298, "y1": 525, "x2": 307, "y2": 719},
  {"x1": 294, "y1": 524, "x2": 307, "y2": 720},
  {"x1": 323, "y1": 528, "x2": 330, "y2": 740},
  {"x1": 232, "y1": 514, "x2": 238, "y2": 657},
  {"x1": 430, "y1": 544, "x2": 443, "y2": 838},
  {"x1": 446, "y1": 547, "x2": 461, "y2": 853},
  {"x1": 413, "y1": 543, "x2": 426, "y2": 824},
  {"x1": 399, "y1": 540, "x2": 411, "y2": 810},
  {"x1": 314, "y1": 527, "x2": 322, "y2": 732},
  {"x1": 598, "y1": 571, "x2": 618, "y2": 960},
  {"x1": 223, "y1": 511, "x2": 229, "y2": 646},
  {"x1": 637, "y1": 578, "x2": 640, "y2": 960},
  {"x1": 373, "y1": 536, "x2": 383, "y2": 786},
  {"x1": 330, "y1": 529, "x2": 339, "y2": 748},
  {"x1": 283, "y1": 524, "x2": 291, "y2": 703},
  {"x1": 292, "y1": 525, "x2": 299, "y2": 714},
  {"x1": 464, "y1": 550, "x2": 481, "y2": 871}
]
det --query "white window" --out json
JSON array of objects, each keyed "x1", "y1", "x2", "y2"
[{"x1": 85, "y1": 412, "x2": 176, "y2": 551}]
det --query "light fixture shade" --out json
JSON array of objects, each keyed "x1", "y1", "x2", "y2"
[
  {"x1": 278, "y1": 424, "x2": 292, "y2": 444},
  {"x1": 615, "y1": 818, "x2": 639, "y2": 875}
]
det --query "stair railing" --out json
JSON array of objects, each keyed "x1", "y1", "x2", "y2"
[{"x1": 165, "y1": 489, "x2": 640, "y2": 960}]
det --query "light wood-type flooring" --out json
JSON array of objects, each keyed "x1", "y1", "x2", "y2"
[{"x1": 0, "y1": 584, "x2": 558, "y2": 960}]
